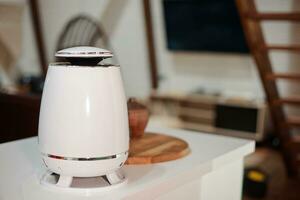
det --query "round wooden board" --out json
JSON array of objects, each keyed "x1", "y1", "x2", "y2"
[{"x1": 125, "y1": 132, "x2": 190, "y2": 165}]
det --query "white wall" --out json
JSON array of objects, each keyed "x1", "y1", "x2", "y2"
[
  {"x1": 151, "y1": 0, "x2": 300, "y2": 102},
  {"x1": 3, "y1": 0, "x2": 300, "y2": 102},
  {"x1": 39, "y1": 0, "x2": 151, "y2": 98},
  {"x1": 0, "y1": 0, "x2": 40, "y2": 77},
  {"x1": 1, "y1": 0, "x2": 151, "y2": 98}
]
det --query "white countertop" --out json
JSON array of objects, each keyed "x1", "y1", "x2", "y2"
[{"x1": 0, "y1": 126, "x2": 254, "y2": 200}]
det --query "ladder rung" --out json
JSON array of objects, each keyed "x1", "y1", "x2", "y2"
[
  {"x1": 286, "y1": 116, "x2": 300, "y2": 127},
  {"x1": 273, "y1": 97, "x2": 300, "y2": 105},
  {"x1": 288, "y1": 137, "x2": 300, "y2": 153},
  {"x1": 247, "y1": 12, "x2": 300, "y2": 21},
  {"x1": 288, "y1": 142, "x2": 300, "y2": 154},
  {"x1": 265, "y1": 45, "x2": 300, "y2": 51},
  {"x1": 291, "y1": 135, "x2": 300, "y2": 143},
  {"x1": 266, "y1": 73, "x2": 300, "y2": 81}
]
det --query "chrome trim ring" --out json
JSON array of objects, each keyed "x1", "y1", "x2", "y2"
[{"x1": 42, "y1": 152, "x2": 127, "y2": 161}]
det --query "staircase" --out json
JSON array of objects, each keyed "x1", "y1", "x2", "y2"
[{"x1": 236, "y1": 0, "x2": 300, "y2": 176}]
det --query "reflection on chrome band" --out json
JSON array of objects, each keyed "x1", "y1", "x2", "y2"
[{"x1": 42, "y1": 152, "x2": 127, "y2": 161}]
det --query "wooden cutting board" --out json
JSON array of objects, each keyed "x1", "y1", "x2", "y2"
[{"x1": 125, "y1": 132, "x2": 190, "y2": 165}]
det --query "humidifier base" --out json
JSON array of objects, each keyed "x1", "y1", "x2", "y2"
[{"x1": 40, "y1": 169, "x2": 126, "y2": 191}]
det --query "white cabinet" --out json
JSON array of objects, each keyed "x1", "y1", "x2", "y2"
[{"x1": 0, "y1": 126, "x2": 254, "y2": 200}]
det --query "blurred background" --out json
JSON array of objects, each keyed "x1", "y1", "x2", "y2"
[{"x1": 1, "y1": 0, "x2": 300, "y2": 199}]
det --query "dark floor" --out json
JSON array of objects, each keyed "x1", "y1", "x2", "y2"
[{"x1": 243, "y1": 148, "x2": 300, "y2": 200}]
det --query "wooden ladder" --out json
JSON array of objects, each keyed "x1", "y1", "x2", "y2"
[{"x1": 236, "y1": 0, "x2": 300, "y2": 176}]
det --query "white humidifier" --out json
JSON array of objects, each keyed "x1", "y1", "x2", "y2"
[{"x1": 38, "y1": 46, "x2": 129, "y2": 189}]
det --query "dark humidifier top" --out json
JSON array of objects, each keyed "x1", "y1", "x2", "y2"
[{"x1": 55, "y1": 46, "x2": 113, "y2": 66}]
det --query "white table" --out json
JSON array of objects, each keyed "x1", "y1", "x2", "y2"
[{"x1": 0, "y1": 126, "x2": 254, "y2": 200}]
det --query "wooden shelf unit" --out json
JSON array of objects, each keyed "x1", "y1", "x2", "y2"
[{"x1": 149, "y1": 93, "x2": 266, "y2": 141}]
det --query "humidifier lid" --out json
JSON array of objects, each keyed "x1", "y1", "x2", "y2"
[
  {"x1": 56, "y1": 46, "x2": 113, "y2": 58},
  {"x1": 55, "y1": 46, "x2": 113, "y2": 66}
]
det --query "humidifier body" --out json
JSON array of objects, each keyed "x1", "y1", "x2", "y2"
[{"x1": 38, "y1": 47, "x2": 129, "y2": 184}]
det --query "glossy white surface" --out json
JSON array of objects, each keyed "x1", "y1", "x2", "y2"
[
  {"x1": 55, "y1": 46, "x2": 113, "y2": 58},
  {"x1": 38, "y1": 65, "x2": 129, "y2": 177},
  {"x1": 0, "y1": 126, "x2": 254, "y2": 200}
]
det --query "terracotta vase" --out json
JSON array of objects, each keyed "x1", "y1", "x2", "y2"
[{"x1": 127, "y1": 98, "x2": 149, "y2": 139}]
